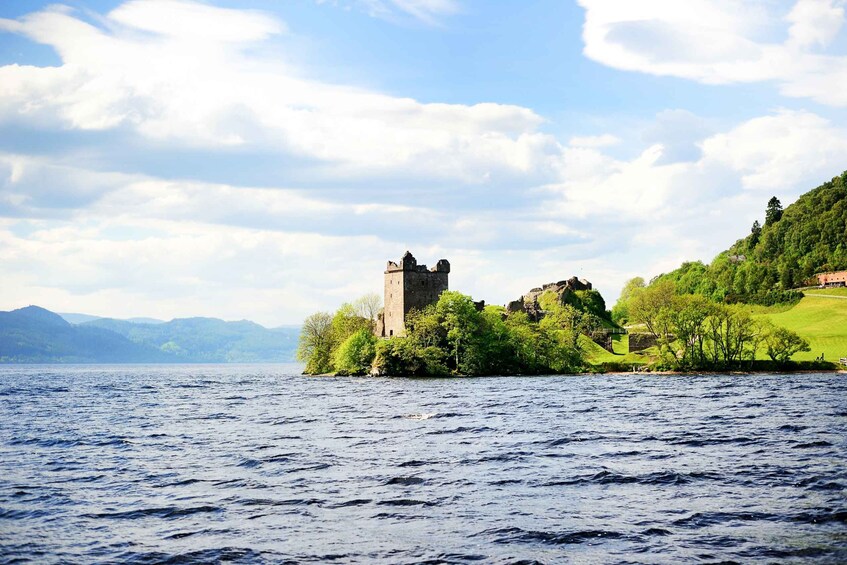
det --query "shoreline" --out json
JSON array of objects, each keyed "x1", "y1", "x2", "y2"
[{"x1": 306, "y1": 368, "x2": 847, "y2": 378}]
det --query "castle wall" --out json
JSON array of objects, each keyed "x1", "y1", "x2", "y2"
[
  {"x1": 404, "y1": 270, "x2": 448, "y2": 316},
  {"x1": 383, "y1": 269, "x2": 405, "y2": 337},
  {"x1": 381, "y1": 252, "x2": 450, "y2": 337}
]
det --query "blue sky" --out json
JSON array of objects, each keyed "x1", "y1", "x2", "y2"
[{"x1": 1, "y1": 0, "x2": 846, "y2": 325}]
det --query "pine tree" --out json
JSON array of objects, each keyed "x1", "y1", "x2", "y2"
[
  {"x1": 765, "y1": 196, "x2": 783, "y2": 225},
  {"x1": 750, "y1": 220, "x2": 762, "y2": 246}
]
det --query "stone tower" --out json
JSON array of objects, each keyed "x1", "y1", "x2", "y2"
[{"x1": 377, "y1": 251, "x2": 450, "y2": 337}]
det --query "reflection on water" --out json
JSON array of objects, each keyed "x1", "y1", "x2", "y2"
[{"x1": 1, "y1": 365, "x2": 846, "y2": 563}]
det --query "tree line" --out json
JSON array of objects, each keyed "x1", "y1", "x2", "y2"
[
  {"x1": 632, "y1": 171, "x2": 847, "y2": 307},
  {"x1": 297, "y1": 290, "x2": 601, "y2": 376},
  {"x1": 615, "y1": 279, "x2": 810, "y2": 370}
]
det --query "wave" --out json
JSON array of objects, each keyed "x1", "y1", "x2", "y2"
[
  {"x1": 476, "y1": 526, "x2": 624, "y2": 545},
  {"x1": 83, "y1": 505, "x2": 222, "y2": 520}
]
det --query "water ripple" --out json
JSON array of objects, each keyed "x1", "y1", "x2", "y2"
[{"x1": 1, "y1": 365, "x2": 846, "y2": 563}]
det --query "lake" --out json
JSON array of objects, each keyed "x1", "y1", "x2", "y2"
[{"x1": 1, "y1": 365, "x2": 845, "y2": 563}]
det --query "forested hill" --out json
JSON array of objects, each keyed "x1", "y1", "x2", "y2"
[
  {"x1": 653, "y1": 170, "x2": 847, "y2": 305},
  {"x1": 0, "y1": 306, "x2": 299, "y2": 363},
  {"x1": 83, "y1": 317, "x2": 299, "y2": 363}
]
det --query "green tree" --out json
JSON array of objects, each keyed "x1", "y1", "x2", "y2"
[
  {"x1": 628, "y1": 279, "x2": 676, "y2": 342},
  {"x1": 765, "y1": 196, "x2": 783, "y2": 225},
  {"x1": 435, "y1": 291, "x2": 481, "y2": 373},
  {"x1": 705, "y1": 304, "x2": 760, "y2": 367},
  {"x1": 373, "y1": 338, "x2": 448, "y2": 377},
  {"x1": 765, "y1": 327, "x2": 811, "y2": 364},
  {"x1": 333, "y1": 329, "x2": 377, "y2": 375},
  {"x1": 330, "y1": 303, "x2": 372, "y2": 346},
  {"x1": 297, "y1": 312, "x2": 334, "y2": 374},
  {"x1": 750, "y1": 220, "x2": 762, "y2": 246},
  {"x1": 666, "y1": 294, "x2": 713, "y2": 368},
  {"x1": 611, "y1": 276, "x2": 645, "y2": 325}
]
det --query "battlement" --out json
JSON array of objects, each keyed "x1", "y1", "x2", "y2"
[
  {"x1": 378, "y1": 251, "x2": 450, "y2": 337},
  {"x1": 386, "y1": 251, "x2": 450, "y2": 274}
]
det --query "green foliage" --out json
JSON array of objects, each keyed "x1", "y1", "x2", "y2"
[
  {"x1": 623, "y1": 287, "x2": 810, "y2": 370},
  {"x1": 330, "y1": 303, "x2": 372, "y2": 345},
  {"x1": 373, "y1": 338, "x2": 449, "y2": 377},
  {"x1": 765, "y1": 196, "x2": 783, "y2": 225},
  {"x1": 299, "y1": 296, "x2": 377, "y2": 375},
  {"x1": 333, "y1": 329, "x2": 377, "y2": 375},
  {"x1": 611, "y1": 277, "x2": 645, "y2": 325},
  {"x1": 750, "y1": 220, "x2": 762, "y2": 246},
  {"x1": 639, "y1": 172, "x2": 847, "y2": 305},
  {"x1": 297, "y1": 312, "x2": 334, "y2": 374},
  {"x1": 765, "y1": 326, "x2": 811, "y2": 364},
  {"x1": 435, "y1": 291, "x2": 481, "y2": 372},
  {"x1": 368, "y1": 291, "x2": 587, "y2": 376}
]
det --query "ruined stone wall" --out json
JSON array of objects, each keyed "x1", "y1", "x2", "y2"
[{"x1": 628, "y1": 333, "x2": 659, "y2": 352}]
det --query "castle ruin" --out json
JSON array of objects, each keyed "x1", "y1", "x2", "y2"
[
  {"x1": 506, "y1": 277, "x2": 593, "y2": 321},
  {"x1": 376, "y1": 251, "x2": 450, "y2": 337}
]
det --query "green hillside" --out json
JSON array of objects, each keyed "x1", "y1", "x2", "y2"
[
  {"x1": 0, "y1": 306, "x2": 168, "y2": 363},
  {"x1": 1, "y1": 306, "x2": 300, "y2": 363},
  {"x1": 606, "y1": 170, "x2": 847, "y2": 370},
  {"x1": 651, "y1": 170, "x2": 847, "y2": 305},
  {"x1": 757, "y1": 291, "x2": 847, "y2": 362},
  {"x1": 83, "y1": 317, "x2": 299, "y2": 362}
]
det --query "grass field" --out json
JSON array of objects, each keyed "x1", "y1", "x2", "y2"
[
  {"x1": 584, "y1": 290, "x2": 847, "y2": 367},
  {"x1": 582, "y1": 334, "x2": 654, "y2": 366},
  {"x1": 758, "y1": 292, "x2": 847, "y2": 362}
]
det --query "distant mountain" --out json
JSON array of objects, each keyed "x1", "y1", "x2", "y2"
[
  {"x1": 82, "y1": 317, "x2": 299, "y2": 363},
  {"x1": 1, "y1": 306, "x2": 299, "y2": 363},
  {"x1": 59, "y1": 313, "x2": 165, "y2": 325},
  {"x1": 58, "y1": 312, "x2": 103, "y2": 325},
  {"x1": 0, "y1": 306, "x2": 169, "y2": 363},
  {"x1": 125, "y1": 317, "x2": 166, "y2": 325}
]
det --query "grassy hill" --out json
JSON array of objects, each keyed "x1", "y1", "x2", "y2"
[{"x1": 757, "y1": 289, "x2": 847, "y2": 362}]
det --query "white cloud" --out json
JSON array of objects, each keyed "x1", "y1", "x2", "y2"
[
  {"x1": 701, "y1": 109, "x2": 847, "y2": 191},
  {"x1": 568, "y1": 133, "x2": 621, "y2": 147},
  {"x1": 2, "y1": 1, "x2": 847, "y2": 321},
  {"x1": 0, "y1": 1, "x2": 549, "y2": 182},
  {"x1": 109, "y1": 0, "x2": 285, "y2": 42},
  {"x1": 577, "y1": 0, "x2": 847, "y2": 106},
  {"x1": 555, "y1": 108, "x2": 845, "y2": 209}
]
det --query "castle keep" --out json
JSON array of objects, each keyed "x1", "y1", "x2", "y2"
[{"x1": 376, "y1": 251, "x2": 450, "y2": 337}]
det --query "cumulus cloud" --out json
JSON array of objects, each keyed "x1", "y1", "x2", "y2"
[
  {"x1": 578, "y1": 0, "x2": 847, "y2": 106},
  {"x1": 0, "y1": 1, "x2": 549, "y2": 183},
  {"x1": 2, "y1": 1, "x2": 847, "y2": 322},
  {"x1": 548, "y1": 109, "x2": 847, "y2": 219}
]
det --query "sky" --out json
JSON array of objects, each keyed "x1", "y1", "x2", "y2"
[{"x1": 1, "y1": 0, "x2": 846, "y2": 326}]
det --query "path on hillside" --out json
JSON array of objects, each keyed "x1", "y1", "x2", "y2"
[{"x1": 805, "y1": 294, "x2": 847, "y2": 299}]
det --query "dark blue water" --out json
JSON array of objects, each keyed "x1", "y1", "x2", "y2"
[{"x1": 1, "y1": 365, "x2": 846, "y2": 564}]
